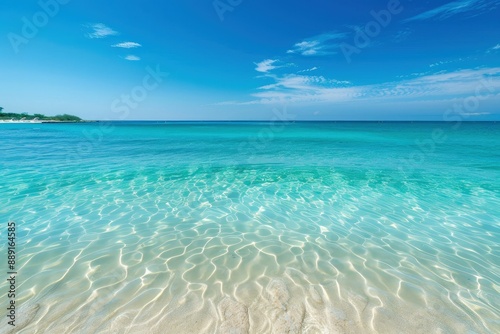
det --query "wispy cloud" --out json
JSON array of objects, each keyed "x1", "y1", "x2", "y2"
[
  {"x1": 112, "y1": 42, "x2": 142, "y2": 49},
  {"x1": 257, "y1": 74, "x2": 351, "y2": 91},
  {"x1": 85, "y1": 23, "x2": 118, "y2": 39},
  {"x1": 286, "y1": 32, "x2": 347, "y2": 56},
  {"x1": 486, "y1": 43, "x2": 500, "y2": 53},
  {"x1": 255, "y1": 59, "x2": 279, "y2": 73},
  {"x1": 460, "y1": 112, "x2": 491, "y2": 116},
  {"x1": 392, "y1": 29, "x2": 412, "y2": 42},
  {"x1": 86, "y1": 27, "x2": 143, "y2": 61},
  {"x1": 298, "y1": 67, "x2": 318, "y2": 73},
  {"x1": 229, "y1": 68, "x2": 500, "y2": 105},
  {"x1": 429, "y1": 57, "x2": 469, "y2": 67},
  {"x1": 404, "y1": 0, "x2": 500, "y2": 22},
  {"x1": 124, "y1": 55, "x2": 141, "y2": 61}
]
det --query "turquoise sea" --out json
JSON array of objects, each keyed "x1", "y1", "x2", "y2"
[{"x1": 1, "y1": 122, "x2": 499, "y2": 333}]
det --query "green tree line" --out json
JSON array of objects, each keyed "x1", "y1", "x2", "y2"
[{"x1": 0, "y1": 107, "x2": 82, "y2": 121}]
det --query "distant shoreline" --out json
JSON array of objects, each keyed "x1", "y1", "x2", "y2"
[
  {"x1": 59, "y1": 120, "x2": 500, "y2": 123},
  {"x1": 0, "y1": 120, "x2": 95, "y2": 124},
  {"x1": 0, "y1": 111, "x2": 84, "y2": 123},
  {"x1": 0, "y1": 120, "x2": 498, "y2": 124}
]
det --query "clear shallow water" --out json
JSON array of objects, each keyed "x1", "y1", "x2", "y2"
[{"x1": 0, "y1": 122, "x2": 499, "y2": 333}]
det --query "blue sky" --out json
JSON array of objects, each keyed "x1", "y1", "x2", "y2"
[{"x1": 1, "y1": 0, "x2": 499, "y2": 120}]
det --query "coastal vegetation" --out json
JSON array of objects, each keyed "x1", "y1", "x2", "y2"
[{"x1": 0, "y1": 107, "x2": 82, "y2": 122}]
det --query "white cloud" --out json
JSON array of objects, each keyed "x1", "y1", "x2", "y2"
[
  {"x1": 112, "y1": 42, "x2": 142, "y2": 49},
  {"x1": 404, "y1": 0, "x2": 500, "y2": 22},
  {"x1": 460, "y1": 112, "x2": 491, "y2": 116},
  {"x1": 255, "y1": 59, "x2": 279, "y2": 73},
  {"x1": 257, "y1": 74, "x2": 350, "y2": 91},
  {"x1": 298, "y1": 67, "x2": 318, "y2": 73},
  {"x1": 429, "y1": 58, "x2": 468, "y2": 67},
  {"x1": 392, "y1": 29, "x2": 412, "y2": 42},
  {"x1": 430, "y1": 60, "x2": 452, "y2": 67},
  {"x1": 291, "y1": 41, "x2": 321, "y2": 55},
  {"x1": 287, "y1": 32, "x2": 347, "y2": 56},
  {"x1": 486, "y1": 43, "x2": 500, "y2": 53},
  {"x1": 124, "y1": 55, "x2": 141, "y2": 61},
  {"x1": 232, "y1": 67, "x2": 500, "y2": 105},
  {"x1": 85, "y1": 23, "x2": 118, "y2": 39}
]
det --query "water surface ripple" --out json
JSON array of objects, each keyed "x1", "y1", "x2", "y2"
[{"x1": 0, "y1": 122, "x2": 499, "y2": 333}]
